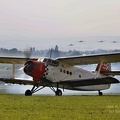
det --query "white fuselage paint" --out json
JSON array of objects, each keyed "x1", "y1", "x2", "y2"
[{"x1": 38, "y1": 58, "x2": 110, "y2": 91}]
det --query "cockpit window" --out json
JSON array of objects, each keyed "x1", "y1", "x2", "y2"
[{"x1": 43, "y1": 58, "x2": 59, "y2": 66}]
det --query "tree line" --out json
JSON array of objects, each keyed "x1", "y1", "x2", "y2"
[{"x1": 0, "y1": 45, "x2": 120, "y2": 58}]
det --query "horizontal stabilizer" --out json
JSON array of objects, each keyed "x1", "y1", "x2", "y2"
[
  {"x1": 101, "y1": 71, "x2": 120, "y2": 76},
  {"x1": 60, "y1": 77, "x2": 119, "y2": 87}
]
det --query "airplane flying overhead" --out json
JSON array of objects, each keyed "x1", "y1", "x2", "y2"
[
  {"x1": 98, "y1": 40, "x2": 104, "y2": 43},
  {"x1": 69, "y1": 44, "x2": 74, "y2": 46},
  {"x1": 78, "y1": 40, "x2": 84, "y2": 42},
  {"x1": 112, "y1": 41, "x2": 117, "y2": 43},
  {"x1": 0, "y1": 52, "x2": 120, "y2": 96}
]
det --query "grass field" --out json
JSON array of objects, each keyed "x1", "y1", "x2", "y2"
[{"x1": 0, "y1": 94, "x2": 120, "y2": 120}]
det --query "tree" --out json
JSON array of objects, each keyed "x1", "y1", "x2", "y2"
[
  {"x1": 9, "y1": 48, "x2": 18, "y2": 54},
  {"x1": 55, "y1": 45, "x2": 58, "y2": 51}
]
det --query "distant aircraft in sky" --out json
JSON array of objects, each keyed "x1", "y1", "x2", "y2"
[
  {"x1": 78, "y1": 40, "x2": 84, "y2": 42},
  {"x1": 98, "y1": 40, "x2": 104, "y2": 43},
  {"x1": 0, "y1": 52, "x2": 120, "y2": 96},
  {"x1": 112, "y1": 41, "x2": 117, "y2": 43},
  {"x1": 69, "y1": 44, "x2": 74, "y2": 46}
]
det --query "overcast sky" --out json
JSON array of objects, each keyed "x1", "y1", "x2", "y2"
[{"x1": 0, "y1": 0, "x2": 120, "y2": 49}]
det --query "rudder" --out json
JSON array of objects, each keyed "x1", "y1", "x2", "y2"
[{"x1": 95, "y1": 63, "x2": 111, "y2": 75}]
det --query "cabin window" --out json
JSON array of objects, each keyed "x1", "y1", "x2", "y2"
[
  {"x1": 60, "y1": 69, "x2": 72, "y2": 75},
  {"x1": 70, "y1": 72, "x2": 72, "y2": 75},
  {"x1": 67, "y1": 71, "x2": 69, "y2": 74},
  {"x1": 60, "y1": 69, "x2": 62, "y2": 72},
  {"x1": 79, "y1": 75, "x2": 81, "y2": 78},
  {"x1": 63, "y1": 70, "x2": 66, "y2": 73}
]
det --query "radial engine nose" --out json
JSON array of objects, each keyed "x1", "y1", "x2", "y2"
[
  {"x1": 24, "y1": 60, "x2": 45, "y2": 82},
  {"x1": 24, "y1": 61, "x2": 34, "y2": 74}
]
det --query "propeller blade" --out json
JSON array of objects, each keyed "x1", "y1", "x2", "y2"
[{"x1": 23, "y1": 48, "x2": 32, "y2": 61}]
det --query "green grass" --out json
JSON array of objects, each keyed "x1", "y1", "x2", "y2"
[{"x1": 0, "y1": 95, "x2": 120, "y2": 120}]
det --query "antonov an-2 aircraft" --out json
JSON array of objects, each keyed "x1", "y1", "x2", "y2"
[{"x1": 0, "y1": 52, "x2": 120, "y2": 96}]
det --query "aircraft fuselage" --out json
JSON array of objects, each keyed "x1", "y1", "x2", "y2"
[{"x1": 38, "y1": 58, "x2": 110, "y2": 91}]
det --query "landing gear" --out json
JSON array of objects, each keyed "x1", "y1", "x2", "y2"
[
  {"x1": 25, "y1": 85, "x2": 45, "y2": 96},
  {"x1": 55, "y1": 83, "x2": 62, "y2": 96},
  {"x1": 25, "y1": 90, "x2": 32, "y2": 96},
  {"x1": 24, "y1": 82, "x2": 63, "y2": 96},
  {"x1": 98, "y1": 90, "x2": 103, "y2": 96},
  {"x1": 55, "y1": 89, "x2": 62, "y2": 96},
  {"x1": 49, "y1": 83, "x2": 62, "y2": 96}
]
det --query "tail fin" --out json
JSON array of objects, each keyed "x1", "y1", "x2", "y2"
[{"x1": 96, "y1": 63, "x2": 111, "y2": 75}]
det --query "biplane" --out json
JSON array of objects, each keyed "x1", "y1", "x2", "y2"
[{"x1": 0, "y1": 52, "x2": 120, "y2": 96}]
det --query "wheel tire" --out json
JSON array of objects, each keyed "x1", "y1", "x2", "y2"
[
  {"x1": 55, "y1": 89, "x2": 62, "y2": 96},
  {"x1": 99, "y1": 92, "x2": 103, "y2": 96},
  {"x1": 25, "y1": 90, "x2": 32, "y2": 96}
]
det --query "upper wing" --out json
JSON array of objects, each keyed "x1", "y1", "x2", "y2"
[
  {"x1": 56, "y1": 52, "x2": 120, "y2": 65},
  {"x1": 0, "y1": 56, "x2": 38, "y2": 64}
]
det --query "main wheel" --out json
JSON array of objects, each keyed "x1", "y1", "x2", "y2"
[
  {"x1": 98, "y1": 91, "x2": 103, "y2": 96},
  {"x1": 55, "y1": 89, "x2": 62, "y2": 96},
  {"x1": 25, "y1": 90, "x2": 32, "y2": 96}
]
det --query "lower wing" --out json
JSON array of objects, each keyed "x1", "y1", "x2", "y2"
[
  {"x1": 0, "y1": 78, "x2": 34, "y2": 85},
  {"x1": 0, "y1": 77, "x2": 119, "y2": 88},
  {"x1": 59, "y1": 77, "x2": 119, "y2": 87}
]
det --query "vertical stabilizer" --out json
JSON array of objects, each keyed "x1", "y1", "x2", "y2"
[{"x1": 95, "y1": 63, "x2": 111, "y2": 76}]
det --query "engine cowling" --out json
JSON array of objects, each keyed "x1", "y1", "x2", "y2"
[{"x1": 24, "y1": 60, "x2": 45, "y2": 83}]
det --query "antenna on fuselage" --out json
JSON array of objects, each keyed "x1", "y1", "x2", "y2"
[{"x1": 50, "y1": 48, "x2": 53, "y2": 59}]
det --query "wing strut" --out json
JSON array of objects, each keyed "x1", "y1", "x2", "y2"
[
  {"x1": 12, "y1": 63, "x2": 15, "y2": 79},
  {"x1": 95, "y1": 61, "x2": 103, "y2": 78}
]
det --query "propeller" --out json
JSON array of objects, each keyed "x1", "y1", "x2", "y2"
[
  {"x1": 23, "y1": 48, "x2": 33, "y2": 74},
  {"x1": 16, "y1": 48, "x2": 32, "y2": 75},
  {"x1": 23, "y1": 47, "x2": 32, "y2": 61},
  {"x1": 15, "y1": 48, "x2": 34, "y2": 80}
]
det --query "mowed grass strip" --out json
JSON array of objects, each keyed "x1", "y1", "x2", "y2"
[{"x1": 0, "y1": 94, "x2": 120, "y2": 120}]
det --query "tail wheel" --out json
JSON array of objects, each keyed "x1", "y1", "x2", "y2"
[
  {"x1": 55, "y1": 89, "x2": 62, "y2": 96},
  {"x1": 98, "y1": 90, "x2": 103, "y2": 96},
  {"x1": 25, "y1": 90, "x2": 32, "y2": 96}
]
